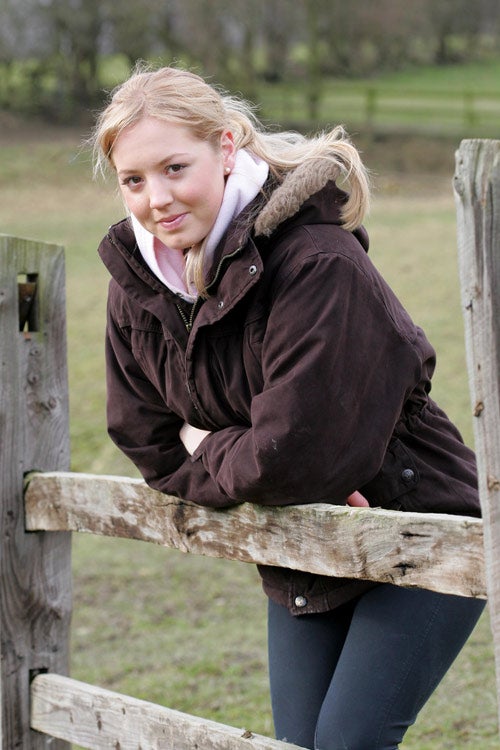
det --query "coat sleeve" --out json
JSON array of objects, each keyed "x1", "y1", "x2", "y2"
[
  {"x1": 194, "y1": 239, "x2": 429, "y2": 506},
  {"x1": 104, "y1": 295, "x2": 239, "y2": 507}
]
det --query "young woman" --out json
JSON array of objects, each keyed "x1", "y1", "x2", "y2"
[{"x1": 92, "y1": 64, "x2": 485, "y2": 749}]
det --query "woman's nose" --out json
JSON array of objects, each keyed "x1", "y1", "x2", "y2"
[{"x1": 149, "y1": 177, "x2": 173, "y2": 209}]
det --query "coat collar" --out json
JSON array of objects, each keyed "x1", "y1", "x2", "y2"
[{"x1": 99, "y1": 158, "x2": 368, "y2": 313}]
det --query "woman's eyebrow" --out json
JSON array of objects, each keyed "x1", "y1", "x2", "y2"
[{"x1": 117, "y1": 152, "x2": 191, "y2": 177}]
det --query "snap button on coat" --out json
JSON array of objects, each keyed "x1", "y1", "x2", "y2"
[
  {"x1": 294, "y1": 595, "x2": 308, "y2": 608},
  {"x1": 249, "y1": 264, "x2": 257, "y2": 275},
  {"x1": 401, "y1": 468, "x2": 415, "y2": 483}
]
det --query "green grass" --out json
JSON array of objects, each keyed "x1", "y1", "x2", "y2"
[
  {"x1": 0, "y1": 121, "x2": 498, "y2": 747},
  {"x1": 256, "y1": 58, "x2": 500, "y2": 137},
  {"x1": 365, "y1": 58, "x2": 500, "y2": 92}
]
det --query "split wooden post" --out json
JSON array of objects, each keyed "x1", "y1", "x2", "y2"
[
  {"x1": 0, "y1": 235, "x2": 72, "y2": 749},
  {"x1": 455, "y1": 139, "x2": 500, "y2": 729}
]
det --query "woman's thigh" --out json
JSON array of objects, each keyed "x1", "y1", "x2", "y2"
[
  {"x1": 314, "y1": 584, "x2": 485, "y2": 750},
  {"x1": 267, "y1": 598, "x2": 356, "y2": 749}
]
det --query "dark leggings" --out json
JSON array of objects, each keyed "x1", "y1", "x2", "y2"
[{"x1": 268, "y1": 584, "x2": 485, "y2": 750}]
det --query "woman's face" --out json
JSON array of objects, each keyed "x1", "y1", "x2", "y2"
[{"x1": 112, "y1": 117, "x2": 235, "y2": 251}]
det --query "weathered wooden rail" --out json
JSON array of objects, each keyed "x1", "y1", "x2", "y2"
[
  {"x1": 24, "y1": 471, "x2": 486, "y2": 598},
  {"x1": 30, "y1": 674, "x2": 301, "y2": 750},
  {"x1": 1, "y1": 137, "x2": 499, "y2": 748}
]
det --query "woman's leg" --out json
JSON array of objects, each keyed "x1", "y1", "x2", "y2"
[
  {"x1": 314, "y1": 584, "x2": 485, "y2": 750},
  {"x1": 267, "y1": 598, "x2": 356, "y2": 749}
]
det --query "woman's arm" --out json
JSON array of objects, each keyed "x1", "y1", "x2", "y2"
[
  {"x1": 106, "y1": 246, "x2": 424, "y2": 508},
  {"x1": 193, "y1": 248, "x2": 424, "y2": 505},
  {"x1": 179, "y1": 423, "x2": 368, "y2": 506},
  {"x1": 104, "y1": 302, "x2": 238, "y2": 507}
]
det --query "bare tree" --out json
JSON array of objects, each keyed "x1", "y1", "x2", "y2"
[
  {"x1": 422, "y1": 0, "x2": 482, "y2": 64},
  {"x1": 359, "y1": 0, "x2": 428, "y2": 70},
  {"x1": 39, "y1": 0, "x2": 104, "y2": 119},
  {"x1": 261, "y1": 0, "x2": 298, "y2": 83},
  {"x1": 0, "y1": 0, "x2": 52, "y2": 111},
  {"x1": 102, "y1": 0, "x2": 182, "y2": 70}
]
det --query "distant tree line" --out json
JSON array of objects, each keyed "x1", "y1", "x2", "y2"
[{"x1": 1, "y1": 0, "x2": 499, "y2": 123}]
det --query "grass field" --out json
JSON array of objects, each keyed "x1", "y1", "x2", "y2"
[
  {"x1": 257, "y1": 58, "x2": 500, "y2": 138},
  {"x1": 1, "y1": 112, "x2": 499, "y2": 746}
]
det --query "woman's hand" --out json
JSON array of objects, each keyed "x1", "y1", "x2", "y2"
[
  {"x1": 346, "y1": 490, "x2": 370, "y2": 507},
  {"x1": 179, "y1": 422, "x2": 211, "y2": 455}
]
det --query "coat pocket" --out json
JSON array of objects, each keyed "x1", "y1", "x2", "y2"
[{"x1": 359, "y1": 437, "x2": 420, "y2": 510}]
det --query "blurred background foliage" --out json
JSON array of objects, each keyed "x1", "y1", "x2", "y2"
[{"x1": 1, "y1": 0, "x2": 500, "y2": 131}]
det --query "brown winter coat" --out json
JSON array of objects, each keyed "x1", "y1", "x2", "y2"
[{"x1": 98, "y1": 159, "x2": 480, "y2": 615}]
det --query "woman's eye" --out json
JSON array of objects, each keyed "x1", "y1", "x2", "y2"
[
  {"x1": 167, "y1": 163, "x2": 185, "y2": 175},
  {"x1": 122, "y1": 175, "x2": 142, "y2": 188}
]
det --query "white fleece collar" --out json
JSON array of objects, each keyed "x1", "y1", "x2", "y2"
[{"x1": 131, "y1": 149, "x2": 269, "y2": 302}]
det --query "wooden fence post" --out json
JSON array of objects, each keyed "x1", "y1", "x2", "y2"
[
  {"x1": 454, "y1": 139, "x2": 500, "y2": 731},
  {"x1": 0, "y1": 236, "x2": 72, "y2": 748}
]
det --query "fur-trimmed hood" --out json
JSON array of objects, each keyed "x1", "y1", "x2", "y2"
[
  {"x1": 248, "y1": 157, "x2": 369, "y2": 257},
  {"x1": 254, "y1": 157, "x2": 341, "y2": 237}
]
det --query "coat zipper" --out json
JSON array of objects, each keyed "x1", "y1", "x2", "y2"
[
  {"x1": 175, "y1": 244, "x2": 244, "y2": 333},
  {"x1": 177, "y1": 244, "x2": 247, "y2": 418},
  {"x1": 176, "y1": 298, "x2": 199, "y2": 333}
]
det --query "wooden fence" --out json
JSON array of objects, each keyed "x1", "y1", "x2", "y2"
[
  {"x1": 263, "y1": 86, "x2": 500, "y2": 138},
  {"x1": 0, "y1": 138, "x2": 499, "y2": 748}
]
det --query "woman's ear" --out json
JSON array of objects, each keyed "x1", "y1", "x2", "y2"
[{"x1": 221, "y1": 130, "x2": 236, "y2": 172}]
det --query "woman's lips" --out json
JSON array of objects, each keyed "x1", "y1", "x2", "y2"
[{"x1": 158, "y1": 213, "x2": 186, "y2": 230}]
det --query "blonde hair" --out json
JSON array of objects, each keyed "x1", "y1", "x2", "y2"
[{"x1": 92, "y1": 64, "x2": 370, "y2": 295}]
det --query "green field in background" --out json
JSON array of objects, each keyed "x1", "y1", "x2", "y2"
[{"x1": 0, "y1": 97, "x2": 498, "y2": 746}]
